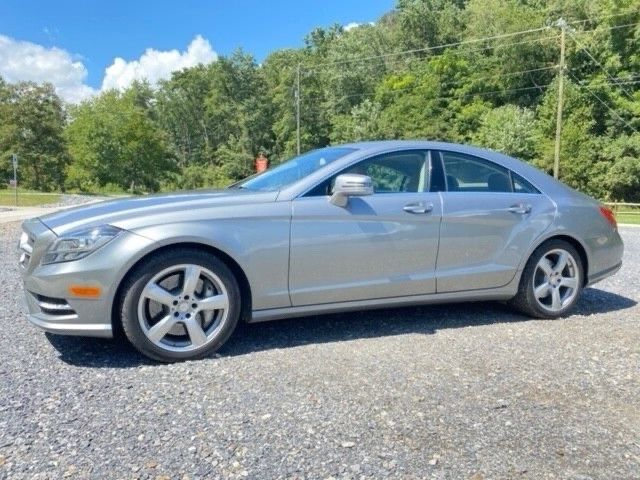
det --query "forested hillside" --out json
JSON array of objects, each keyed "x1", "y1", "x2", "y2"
[{"x1": 1, "y1": 0, "x2": 639, "y2": 200}]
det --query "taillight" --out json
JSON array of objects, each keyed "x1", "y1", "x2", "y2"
[{"x1": 599, "y1": 205, "x2": 617, "y2": 228}]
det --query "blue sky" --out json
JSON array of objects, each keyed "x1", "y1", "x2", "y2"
[{"x1": 0, "y1": 0, "x2": 394, "y2": 102}]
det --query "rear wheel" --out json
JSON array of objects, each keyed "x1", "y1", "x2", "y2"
[
  {"x1": 510, "y1": 240, "x2": 583, "y2": 319},
  {"x1": 119, "y1": 249, "x2": 241, "y2": 362}
]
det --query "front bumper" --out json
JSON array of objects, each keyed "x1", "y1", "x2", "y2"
[
  {"x1": 23, "y1": 290, "x2": 114, "y2": 338},
  {"x1": 21, "y1": 219, "x2": 156, "y2": 338}
]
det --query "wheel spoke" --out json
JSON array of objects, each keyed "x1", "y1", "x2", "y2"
[
  {"x1": 534, "y1": 283, "x2": 551, "y2": 299},
  {"x1": 147, "y1": 315, "x2": 176, "y2": 343},
  {"x1": 538, "y1": 257, "x2": 554, "y2": 276},
  {"x1": 560, "y1": 276, "x2": 578, "y2": 290},
  {"x1": 198, "y1": 293, "x2": 228, "y2": 311},
  {"x1": 182, "y1": 265, "x2": 201, "y2": 296},
  {"x1": 184, "y1": 318, "x2": 208, "y2": 347},
  {"x1": 551, "y1": 288, "x2": 562, "y2": 310},
  {"x1": 554, "y1": 252, "x2": 568, "y2": 273},
  {"x1": 143, "y1": 283, "x2": 175, "y2": 306}
]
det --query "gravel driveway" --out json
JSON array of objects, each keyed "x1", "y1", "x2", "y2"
[{"x1": 1, "y1": 222, "x2": 638, "y2": 479}]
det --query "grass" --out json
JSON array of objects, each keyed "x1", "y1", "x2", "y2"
[
  {"x1": 0, "y1": 190, "x2": 61, "y2": 207},
  {"x1": 616, "y1": 212, "x2": 640, "y2": 225},
  {"x1": 607, "y1": 202, "x2": 640, "y2": 225}
]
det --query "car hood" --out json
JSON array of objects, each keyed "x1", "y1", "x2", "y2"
[{"x1": 38, "y1": 189, "x2": 279, "y2": 236}]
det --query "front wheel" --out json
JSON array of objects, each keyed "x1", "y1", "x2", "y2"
[
  {"x1": 119, "y1": 249, "x2": 241, "y2": 362},
  {"x1": 510, "y1": 240, "x2": 584, "y2": 319}
]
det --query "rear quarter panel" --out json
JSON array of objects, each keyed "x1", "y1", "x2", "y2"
[{"x1": 550, "y1": 198, "x2": 623, "y2": 282}]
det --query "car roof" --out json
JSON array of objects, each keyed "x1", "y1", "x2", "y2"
[{"x1": 339, "y1": 140, "x2": 513, "y2": 161}]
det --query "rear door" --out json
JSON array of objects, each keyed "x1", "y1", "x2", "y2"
[
  {"x1": 289, "y1": 150, "x2": 443, "y2": 306},
  {"x1": 434, "y1": 150, "x2": 556, "y2": 293}
]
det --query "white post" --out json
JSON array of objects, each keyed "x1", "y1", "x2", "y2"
[{"x1": 12, "y1": 153, "x2": 18, "y2": 206}]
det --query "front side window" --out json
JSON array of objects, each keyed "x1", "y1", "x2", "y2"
[
  {"x1": 440, "y1": 151, "x2": 512, "y2": 193},
  {"x1": 307, "y1": 150, "x2": 429, "y2": 196},
  {"x1": 350, "y1": 151, "x2": 428, "y2": 193}
]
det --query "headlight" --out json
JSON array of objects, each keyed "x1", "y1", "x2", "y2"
[{"x1": 42, "y1": 225, "x2": 123, "y2": 265}]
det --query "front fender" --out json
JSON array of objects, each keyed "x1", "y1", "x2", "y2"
[{"x1": 126, "y1": 210, "x2": 292, "y2": 311}]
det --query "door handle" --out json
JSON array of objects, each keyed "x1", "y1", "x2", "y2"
[
  {"x1": 508, "y1": 203, "x2": 532, "y2": 214},
  {"x1": 403, "y1": 202, "x2": 434, "y2": 214}
]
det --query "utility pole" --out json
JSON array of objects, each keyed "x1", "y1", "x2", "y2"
[
  {"x1": 553, "y1": 18, "x2": 567, "y2": 180},
  {"x1": 12, "y1": 153, "x2": 18, "y2": 206},
  {"x1": 295, "y1": 63, "x2": 301, "y2": 155}
]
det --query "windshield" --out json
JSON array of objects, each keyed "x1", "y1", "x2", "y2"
[{"x1": 236, "y1": 147, "x2": 356, "y2": 191}]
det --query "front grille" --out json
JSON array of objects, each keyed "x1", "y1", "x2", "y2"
[
  {"x1": 18, "y1": 232, "x2": 34, "y2": 269},
  {"x1": 33, "y1": 294, "x2": 77, "y2": 316}
]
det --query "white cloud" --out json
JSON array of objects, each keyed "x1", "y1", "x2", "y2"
[
  {"x1": 0, "y1": 34, "x2": 218, "y2": 104},
  {"x1": 344, "y1": 22, "x2": 375, "y2": 32},
  {"x1": 101, "y1": 35, "x2": 217, "y2": 91},
  {"x1": 0, "y1": 34, "x2": 96, "y2": 103}
]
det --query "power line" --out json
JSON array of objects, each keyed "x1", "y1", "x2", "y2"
[
  {"x1": 321, "y1": 83, "x2": 552, "y2": 106},
  {"x1": 570, "y1": 20, "x2": 640, "y2": 34},
  {"x1": 302, "y1": 14, "x2": 639, "y2": 73},
  {"x1": 294, "y1": 13, "x2": 639, "y2": 145},
  {"x1": 325, "y1": 65, "x2": 556, "y2": 103},
  {"x1": 440, "y1": 65, "x2": 557, "y2": 88},
  {"x1": 609, "y1": 79, "x2": 640, "y2": 86},
  {"x1": 305, "y1": 26, "x2": 551, "y2": 70},
  {"x1": 574, "y1": 77, "x2": 640, "y2": 87},
  {"x1": 306, "y1": 36, "x2": 559, "y2": 78},
  {"x1": 456, "y1": 34, "x2": 560, "y2": 55},
  {"x1": 564, "y1": 11, "x2": 639, "y2": 26},
  {"x1": 568, "y1": 71, "x2": 639, "y2": 134},
  {"x1": 568, "y1": 31, "x2": 636, "y2": 100},
  {"x1": 569, "y1": 68, "x2": 640, "y2": 80}
]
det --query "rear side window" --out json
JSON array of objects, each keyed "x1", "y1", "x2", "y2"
[
  {"x1": 512, "y1": 172, "x2": 540, "y2": 194},
  {"x1": 440, "y1": 151, "x2": 512, "y2": 193}
]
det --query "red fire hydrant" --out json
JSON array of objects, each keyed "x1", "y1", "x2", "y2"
[{"x1": 255, "y1": 154, "x2": 269, "y2": 173}]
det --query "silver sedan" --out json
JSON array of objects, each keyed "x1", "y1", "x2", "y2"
[{"x1": 19, "y1": 141, "x2": 623, "y2": 362}]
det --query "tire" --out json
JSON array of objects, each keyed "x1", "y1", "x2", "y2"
[
  {"x1": 119, "y1": 248, "x2": 241, "y2": 362},
  {"x1": 509, "y1": 239, "x2": 584, "y2": 319}
]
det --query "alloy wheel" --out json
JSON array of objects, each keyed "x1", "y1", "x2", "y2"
[
  {"x1": 532, "y1": 248, "x2": 580, "y2": 313},
  {"x1": 137, "y1": 264, "x2": 230, "y2": 352}
]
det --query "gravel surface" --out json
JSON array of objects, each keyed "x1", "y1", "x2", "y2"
[{"x1": 0, "y1": 222, "x2": 638, "y2": 479}]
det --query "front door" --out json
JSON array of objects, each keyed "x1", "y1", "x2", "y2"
[{"x1": 289, "y1": 150, "x2": 443, "y2": 306}]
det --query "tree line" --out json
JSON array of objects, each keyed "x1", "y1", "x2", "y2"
[{"x1": 1, "y1": 0, "x2": 639, "y2": 201}]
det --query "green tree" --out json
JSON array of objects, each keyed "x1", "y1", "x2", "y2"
[
  {"x1": 535, "y1": 79, "x2": 597, "y2": 194},
  {"x1": 0, "y1": 82, "x2": 69, "y2": 191},
  {"x1": 330, "y1": 99, "x2": 384, "y2": 143},
  {"x1": 595, "y1": 134, "x2": 640, "y2": 201},
  {"x1": 65, "y1": 89, "x2": 174, "y2": 192},
  {"x1": 473, "y1": 105, "x2": 537, "y2": 161}
]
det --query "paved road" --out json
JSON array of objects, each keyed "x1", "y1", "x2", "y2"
[
  {"x1": 0, "y1": 223, "x2": 638, "y2": 479},
  {"x1": 0, "y1": 195, "x2": 111, "y2": 224},
  {"x1": 0, "y1": 207, "x2": 63, "y2": 224}
]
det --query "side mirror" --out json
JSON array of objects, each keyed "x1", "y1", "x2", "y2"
[{"x1": 329, "y1": 173, "x2": 374, "y2": 207}]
